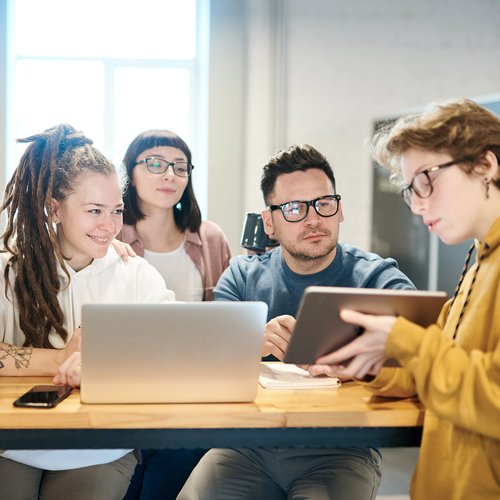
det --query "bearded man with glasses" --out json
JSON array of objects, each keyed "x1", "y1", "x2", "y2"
[{"x1": 178, "y1": 144, "x2": 415, "y2": 500}]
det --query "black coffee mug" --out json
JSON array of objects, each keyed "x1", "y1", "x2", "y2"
[{"x1": 240, "y1": 212, "x2": 279, "y2": 253}]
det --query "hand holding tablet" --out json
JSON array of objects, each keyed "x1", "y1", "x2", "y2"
[{"x1": 284, "y1": 286, "x2": 447, "y2": 365}]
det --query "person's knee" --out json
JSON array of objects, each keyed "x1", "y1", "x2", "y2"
[
  {"x1": 177, "y1": 453, "x2": 218, "y2": 500},
  {"x1": 42, "y1": 452, "x2": 137, "y2": 500},
  {"x1": 94, "y1": 452, "x2": 137, "y2": 499},
  {"x1": 178, "y1": 449, "x2": 287, "y2": 500},
  {"x1": 0, "y1": 457, "x2": 43, "y2": 500},
  {"x1": 286, "y1": 449, "x2": 381, "y2": 500}
]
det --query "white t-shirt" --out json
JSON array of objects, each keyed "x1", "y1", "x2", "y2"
[{"x1": 144, "y1": 243, "x2": 203, "y2": 302}]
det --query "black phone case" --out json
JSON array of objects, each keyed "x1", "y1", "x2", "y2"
[{"x1": 13, "y1": 385, "x2": 73, "y2": 408}]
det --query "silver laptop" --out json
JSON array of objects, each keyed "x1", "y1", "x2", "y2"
[{"x1": 80, "y1": 302, "x2": 268, "y2": 404}]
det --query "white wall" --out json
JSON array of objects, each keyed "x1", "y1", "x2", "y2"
[{"x1": 208, "y1": 0, "x2": 500, "y2": 254}]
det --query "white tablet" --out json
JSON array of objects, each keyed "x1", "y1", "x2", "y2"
[{"x1": 284, "y1": 286, "x2": 448, "y2": 364}]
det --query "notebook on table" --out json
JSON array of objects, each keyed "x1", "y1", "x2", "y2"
[
  {"x1": 284, "y1": 286, "x2": 448, "y2": 365},
  {"x1": 80, "y1": 301, "x2": 268, "y2": 404}
]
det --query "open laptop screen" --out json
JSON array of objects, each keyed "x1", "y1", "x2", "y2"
[{"x1": 81, "y1": 301, "x2": 267, "y2": 404}]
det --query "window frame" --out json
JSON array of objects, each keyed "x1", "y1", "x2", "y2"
[{"x1": 2, "y1": 0, "x2": 209, "y2": 215}]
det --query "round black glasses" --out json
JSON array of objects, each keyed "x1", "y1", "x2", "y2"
[{"x1": 268, "y1": 194, "x2": 341, "y2": 223}]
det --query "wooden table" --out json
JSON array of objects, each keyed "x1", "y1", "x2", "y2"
[{"x1": 0, "y1": 375, "x2": 424, "y2": 450}]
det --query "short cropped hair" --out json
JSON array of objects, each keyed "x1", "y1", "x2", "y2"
[{"x1": 260, "y1": 144, "x2": 337, "y2": 204}]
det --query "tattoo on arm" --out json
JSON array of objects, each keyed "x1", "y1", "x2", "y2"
[{"x1": 0, "y1": 346, "x2": 33, "y2": 369}]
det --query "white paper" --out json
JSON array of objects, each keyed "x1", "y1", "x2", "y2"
[{"x1": 259, "y1": 363, "x2": 340, "y2": 390}]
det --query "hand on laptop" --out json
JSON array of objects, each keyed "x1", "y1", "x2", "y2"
[
  {"x1": 53, "y1": 326, "x2": 82, "y2": 387},
  {"x1": 53, "y1": 351, "x2": 82, "y2": 388},
  {"x1": 263, "y1": 314, "x2": 296, "y2": 360}
]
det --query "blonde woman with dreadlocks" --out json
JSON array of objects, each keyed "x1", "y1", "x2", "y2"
[
  {"x1": 315, "y1": 99, "x2": 500, "y2": 499},
  {"x1": 0, "y1": 124, "x2": 174, "y2": 500}
]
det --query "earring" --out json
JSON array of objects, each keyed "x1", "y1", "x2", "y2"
[{"x1": 483, "y1": 178, "x2": 491, "y2": 199}]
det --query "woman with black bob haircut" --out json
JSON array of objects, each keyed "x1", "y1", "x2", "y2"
[
  {"x1": 119, "y1": 129, "x2": 231, "y2": 302},
  {"x1": 122, "y1": 130, "x2": 201, "y2": 233},
  {"x1": 119, "y1": 129, "x2": 231, "y2": 499}
]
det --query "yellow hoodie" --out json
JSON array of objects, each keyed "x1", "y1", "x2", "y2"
[{"x1": 367, "y1": 217, "x2": 500, "y2": 500}]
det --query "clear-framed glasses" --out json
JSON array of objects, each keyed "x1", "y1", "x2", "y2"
[
  {"x1": 400, "y1": 158, "x2": 471, "y2": 208},
  {"x1": 268, "y1": 194, "x2": 341, "y2": 223},
  {"x1": 135, "y1": 157, "x2": 193, "y2": 177}
]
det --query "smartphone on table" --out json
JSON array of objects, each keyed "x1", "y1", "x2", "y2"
[{"x1": 13, "y1": 385, "x2": 73, "y2": 408}]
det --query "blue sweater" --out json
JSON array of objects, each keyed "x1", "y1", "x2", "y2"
[{"x1": 215, "y1": 243, "x2": 415, "y2": 321}]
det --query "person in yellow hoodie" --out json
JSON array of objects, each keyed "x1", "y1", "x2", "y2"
[{"x1": 315, "y1": 98, "x2": 500, "y2": 500}]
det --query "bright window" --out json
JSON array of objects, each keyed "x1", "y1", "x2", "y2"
[
  {"x1": 113, "y1": 67, "x2": 192, "y2": 163},
  {"x1": 15, "y1": 0, "x2": 197, "y2": 60},
  {"x1": 14, "y1": 60, "x2": 105, "y2": 146},
  {"x1": 6, "y1": 0, "x2": 208, "y2": 212}
]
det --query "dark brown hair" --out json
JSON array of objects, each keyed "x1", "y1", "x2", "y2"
[
  {"x1": 121, "y1": 129, "x2": 201, "y2": 232},
  {"x1": 260, "y1": 144, "x2": 337, "y2": 204}
]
